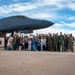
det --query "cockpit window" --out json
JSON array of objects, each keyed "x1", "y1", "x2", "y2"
[{"x1": 16, "y1": 16, "x2": 28, "y2": 19}]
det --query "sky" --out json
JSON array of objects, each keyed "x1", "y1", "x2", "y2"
[{"x1": 0, "y1": 0, "x2": 75, "y2": 36}]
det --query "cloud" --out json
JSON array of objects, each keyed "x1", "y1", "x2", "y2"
[
  {"x1": 0, "y1": 2, "x2": 59, "y2": 21},
  {"x1": 0, "y1": 0, "x2": 74, "y2": 19},
  {"x1": 30, "y1": 13, "x2": 50, "y2": 19},
  {"x1": 68, "y1": 2, "x2": 75, "y2": 11},
  {"x1": 53, "y1": 23, "x2": 64, "y2": 28},
  {"x1": 0, "y1": 0, "x2": 71, "y2": 15},
  {"x1": 61, "y1": 21, "x2": 75, "y2": 28},
  {"x1": 12, "y1": 0, "x2": 19, "y2": 2},
  {"x1": 34, "y1": 26, "x2": 69, "y2": 34},
  {"x1": 28, "y1": 13, "x2": 57, "y2": 20},
  {"x1": 35, "y1": 0, "x2": 67, "y2": 8},
  {"x1": 0, "y1": 0, "x2": 75, "y2": 16},
  {"x1": 0, "y1": 6, "x2": 11, "y2": 15},
  {"x1": 10, "y1": 3, "x2": 37, "y2": 12},
  {"x1": 0, "y1": 3, "x2": 38, "y2": 15},
  {"x1": 36, "y1": 0, "x2": 75, "y2": 11},
  {"x1": 68, "y1": 16, "x2": 75, "y2": 20}
]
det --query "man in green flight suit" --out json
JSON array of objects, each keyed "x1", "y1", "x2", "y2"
[{"x1": 59, "y1": 32, "x2": 64, "y2": 52}]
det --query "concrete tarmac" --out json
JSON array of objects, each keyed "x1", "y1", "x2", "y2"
[{"x1": 0, "y1": 51, "x2": 75, "y2": 75}]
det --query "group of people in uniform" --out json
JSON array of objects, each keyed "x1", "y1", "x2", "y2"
[{"x1": 4, "y1": 32, "x2": 75, "y2": 52}]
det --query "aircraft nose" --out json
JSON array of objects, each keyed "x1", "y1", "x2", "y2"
[{"x1": 41, "y1": 20, "x2": 54, "y2": 27}]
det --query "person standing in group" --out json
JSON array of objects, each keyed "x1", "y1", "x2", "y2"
[
  {"x1": 59, "y1": 32, "x2": 64, "y2": 52},
  {"x1": 69, "y1": 34, "x2": 74, "y2": 52},
  {"x1": 35, "y1": 36, "x2": 39, "y2": 51},
  {"x1": 53, "y1": 34, "x2": 58, "y2": 51},
  {"x1": 24, "y1": 36, "x2": 28, "y2": 50},
  {"x1": 4, "y1": 36, "x2": 9, "y2": 50},
  {"x1": 37, "y1": 38, "x2": 41, "y2": 51},
  {"x1": 31, "y1": 35, "x2": 36, "y2": 51},
  {"x1": 47, "y1": 33, "x2": 53, "y2": 51},
  {"x1": 18, "y1": 35, "x2": 24, "y2": 50},
  {"x1": 21, "y1": 38, "x2": 25, "y2": 50},
  {"x1": 64, "y1": 34, "x2": 69, "y2": 52},
  {"x1": 7, "y1": 35, "x2": 13, "y2": 50},
  {"x1": 16, "y1": 35, "x2": 20, "y2": 50},
  {"x1": 12, "y1": 35, "x2": 17, "y2": 50},
  {"x1": 46, "y1": 34, "x2": 49, "y2": 51},
  {"x1": 40, "y1": 36, "x2": 44, "y2": 51},
  {"x1": 56, "y1": 33, "x2": 59, "y2": 51},
  {"x1": 43, "y1": 36, "x2": 46, "y2": 51},
  {"x1": 28, "y1": 38, "x2": 32, "y2": 51}
]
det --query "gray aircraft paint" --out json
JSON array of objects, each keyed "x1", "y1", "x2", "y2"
[{"x1": 0, "y1": 15, "x2": 54, "y2": 33}]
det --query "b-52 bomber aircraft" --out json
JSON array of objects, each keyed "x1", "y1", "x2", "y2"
[{"x1": 0, "y1": 15, "x2": 54, "y2": 36}]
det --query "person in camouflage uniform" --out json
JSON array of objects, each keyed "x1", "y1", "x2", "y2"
[
  {"x1": 69, "y1": 34, "x2": 74, "y2": 52},
  {"x1": 53, "y1": 34, "x2": 58, "y2": 51},
  {"x1": 46, "y1": 34, "x2": 49, "y2": 51},
  {"x1": 12, "y1": 35, "x2": 17, "y2": 50},
  {"x1": 47, "y1": 33, "x2": 53, "y2": 51},
  {"x1": 64, "y1": 34, "x2": 69, "y2": 52}
]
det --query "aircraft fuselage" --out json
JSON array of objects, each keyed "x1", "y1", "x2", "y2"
[{"x1": 0, "y1": 15, "x2": 54, "y2": 33}]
